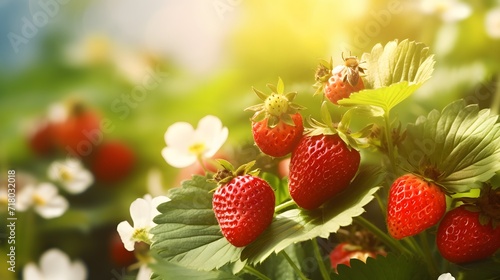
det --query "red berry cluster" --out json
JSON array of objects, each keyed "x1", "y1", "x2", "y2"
[
  {"x1": 213, "y1": 55, "x2": 366, "y2": 247},
  {"x1": 28, "y1": 100, "x2": 135, "y2": 184},
  {"x1": 386, "y1": 174, "x2": 500, "y2": 264}
]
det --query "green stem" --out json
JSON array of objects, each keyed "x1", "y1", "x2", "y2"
[
  {"x1": 197, "y1": 154, "x2": 209, "y2": 173},
  {"x1": 281, "y1": 251, "x2": 309, "y2": 280},
  {"x1": 275, "y1": 199, "x2": 296, "y2": 213},
  {"x1": 403, "y1": 236, "x2": 427, "y2": 262},
  {"x1": 383, "y1": 111, "x2": 398, "y2": 173},
  {"x1": 312, "y1": 238, "x2": 331, "y2": 280},
  {"x1": 374, "y1": 192, "x2": 386, "y2": 217},
  {"x1": 419, "y1": 232, "x2": 439, "y2": 277},
  {"x1": 243, "y1": 265, "x2": 272, "y2": 280},
  {"x1": 354, "y1": 216, "x2": 411, "y2": 255}
]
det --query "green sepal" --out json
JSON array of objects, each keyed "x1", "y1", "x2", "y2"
[{"x1": 252, "y1": 87, "x2": 269, "y2": 101}]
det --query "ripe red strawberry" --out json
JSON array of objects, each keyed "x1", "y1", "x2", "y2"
[
  {"x1": 330, "y1": 243, "x2": 377, "y2": 272},
  {"x1": 437, "y1": 206, "x2": 500, "y2": 264},
  {"x1": 386, "y1": 174, "x2": 446, "y2": 239},
  {"x1": 28, "y1": 120, "x2": 57, "y2": 156},
  {"x1": 212, "y1": 161, "x2": 275, "y2": 247},
  {"x1": 288, "y1": 134, "x2": 360, "y2": 210},
  {"x1": 252, "y1": 113, "x2": 304, "y2": 158},
  {"x1": 246, "y1": 78, "x2": 305, "y2": 157},
  {"x1": 324, "y1": 66, "x2": 365, "y2": 105},
  {"x1": 314, "y1": 54, "x2": 365, "y2": 105},
  {"x1": 90, "y1": 141, "x2": 135, "y2": 183},
  {"x1": 53, "y1": 102, "x2": 102, "y2": 158}
]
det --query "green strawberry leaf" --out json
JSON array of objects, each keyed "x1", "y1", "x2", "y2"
[
  {"x1": 150, "y1": 258, "x2": 240, "y2": 280},
  {"x1": 330, "y1": 253, "x2": 431, "y2": 280},
  {"x1": 151, "y1": 175, "x2": 243, "y2": 271},
  {"x1": 261, "y1": 172, "x2": 291, "y2": 206},
  {"x1": 338, "y1": 81, "x2": 422, "y2": 113},
  {"x1": 361, "y1": 39, "x2": 435, "y2": 89},
  {"x1": 338, "y1": 39, "x2": 434, "y2": 112},
  {"x1": 241, "y1": 165, "x2": 383, "y2": 265},
  {"x1": 401, "y1": 99, "x2": 500, "y2": 193}
]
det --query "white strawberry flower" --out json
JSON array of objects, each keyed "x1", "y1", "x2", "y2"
[
  {"x1": 437, "y1": 273, "x2": 455, "y2": 280},
  {"x1": 485, "y1": 7, "x2": 500, "y2": 39},
  {"x1": 117, "y1": 194, "x2": 170, "y2": 251},
  {"x1": 17, "y1": 183, "x2": 69, "y2": 219},
  {"x1": 22, "y1": 248, "x2": 87, "y2": 280},
  {"x1": 162, "y1": 115, "x2": 228, "y2": 168},
  {"x1": 48, "y1": 158, "x2": 94, "y2": 194},
  {"x1": 419, "y1": 0, "x2": 471, "y2": 22}
]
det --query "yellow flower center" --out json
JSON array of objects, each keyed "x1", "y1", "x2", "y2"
[
  {"x1": 132, "y1": 228, "x2": 152, "y2": 244},
  {"x1": 188, "y1": 142, "x2": 207, "y2": 156},
  {"x1": 33, "y1": 194, "x2": 46, "y2": 206},
  {"x1": 59, "y1": 166, "x2": 73, "y2": 182}
]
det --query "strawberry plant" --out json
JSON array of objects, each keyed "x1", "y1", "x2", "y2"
[{"x1": 146, "y1": 39, "x2": 500, "y2": 280}]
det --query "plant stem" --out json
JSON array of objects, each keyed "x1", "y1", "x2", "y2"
[
  {"x1": 354, "y1": 216, "x2": 411, "y2": 255},
  {"x1": 275, "y1": 199, "x2": 296, "y2": 213},
  {"x1": 419, "y1": 232, "x2": 439, "y2": 277},
  {"x1": 312, "y1": 238, "x2": 331, "y2": 280},
  {"x1": 281, "y1": 251, "x2": 309, "y2": 280},
  {"x1": 197, "y1": 154, "x2": 208, "y2": 173},
  {"x1": 383, "y1": 111, "x2": 398, "y2": 173},
  {"x1": 243, "y1": 265, "x2": 272, "y2": 280}
]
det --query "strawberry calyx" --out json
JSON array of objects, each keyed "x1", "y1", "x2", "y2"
[
  {"x1": 245, "y1": 78, "x2": 305, "y2": 128},
  {"x1": 313, "y1": 58, "x2": 333, "y2": 96},
  {"x1": 451, "y1": 184, "x2": 500, "y2": 229},
  {"x1": 476, "y1": 184, "x2": 500, "y2": 228},
  {"x1": 210, "y1": 160, "x2": 260, "y2": 186},
  {"x1": 305, "y1": 102, "x2": 364, "y2": 150}
]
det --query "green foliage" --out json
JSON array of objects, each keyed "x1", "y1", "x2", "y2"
[
  {"x1": 331, "y1": 253, "x2": 432, "y2": 280},
  {"x1": 151, "y1": 166, "x2": 383, "y2": 272},
  {"x1": 339, "y1": 39, "x2": 435, "y2": 113},
  {"x1": 361, "y1": 39, "x2": 435, "y2": 89},
  {"x1": 150, "y1": 259, "x2": 239, "y2": 280},
  {"x1": 242, "y1": 165, "x2": 383, "y2": 265},
  {"x1": 151, "y1": 176, "x2": 243, "y2": 271},
  {"x1": 401, "y1": 100, "x2": 500, "y2": 193}
]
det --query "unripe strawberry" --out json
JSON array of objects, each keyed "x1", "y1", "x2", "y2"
[
  {"x1": 386, "y1": 174, "x2": 446, "y2": 239},
  {"x1": 246, "y1": 78, "x2": 305, "y2": 158}
]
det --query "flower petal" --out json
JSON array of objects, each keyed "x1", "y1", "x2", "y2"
[
  {"x1": 137, "y1": 264, "x2": 153, "y2": 280},
  {"x1": 438, "y1": 273, "x2": 455, "y2": 280},
  {"x1": 130, "y1": 197, "x2": 151, "y2": 228},
  {"x1": 16, "y1": 185, "x2": 35, "y2": 211},
  {"x1": 36, "y1": 195, "x2": 69, "y2": 219},
  {"x1": 117, "y1": 221, "x2": 135, "y2": 251},
  {"x1": 35, "y1": 183, "x2": 59, "y2": 201},
  {"x1": 23, "y1": 263, "x2": 44, "y2": 280},
  {"x1": 164, "y1": 121, "x2": 195, "y2": 149},
  {"x1": 150, "y1": 195, "x2": 171, "y2": 226},
  {"x1": 162, "y1": 147, "x2": 197, "y2": 168},
  {"x1": 195, "y1": 115, "x2": 228, "y2": 158},
  {"x1": 71, "y1": 260, "x2": 88, "y2": 280},
  {"x1": 39, "y1": 249, "x2": 72, "y2": 280}
]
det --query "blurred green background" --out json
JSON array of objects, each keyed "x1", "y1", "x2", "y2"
[{"x1": 1, "y1": 0, "x2": 500, "y2": 279}]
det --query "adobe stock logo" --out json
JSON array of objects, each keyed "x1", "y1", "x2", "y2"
[{"x1": 7, "y1": 0, "x2": 71, "y2": 54}]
